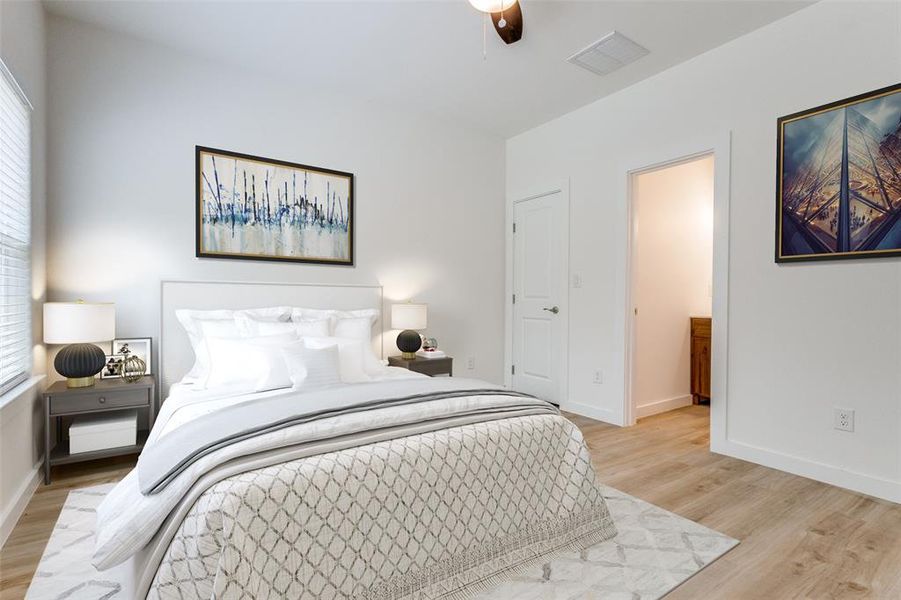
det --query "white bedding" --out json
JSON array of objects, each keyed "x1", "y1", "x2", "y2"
[
  {"x1": 86, "y1": 368, "x2": 615, "y2": 600},
  {"x1": 152, "y1": 366, "x2": 425, "y2": 441},
  {"x1": 104, "y1": 299, "x2": 617, "y2": 597},
  {"x1": 96, "y1": 369, "x2": 502, "y2": 571}
]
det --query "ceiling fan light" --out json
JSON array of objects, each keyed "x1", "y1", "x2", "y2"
[{"x1": 468, "y1": 0, "x2": 517, "y2": 14}]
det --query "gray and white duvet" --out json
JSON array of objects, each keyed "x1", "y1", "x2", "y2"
[{"x1": 94, "y1": 376, "x2": 616, "y2": 599}]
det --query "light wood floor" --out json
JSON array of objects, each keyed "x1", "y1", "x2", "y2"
[
  {"x1": 0, "y1": 456, "x2": 136, "y2": 599},
  {"x1": 2, "y1": 406, "x2": 901, "y2": 599}
]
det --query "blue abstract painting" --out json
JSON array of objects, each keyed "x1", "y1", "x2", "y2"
[{"x1": 196, "y1": 146, "x2": 353, "y2": 265}]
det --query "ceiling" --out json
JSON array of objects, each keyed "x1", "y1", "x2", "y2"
[{"x1": 43, "y1": 0, "x2": 812, "y2": 138}]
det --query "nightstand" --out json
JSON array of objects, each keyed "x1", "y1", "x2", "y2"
[
  {"x1": 388, "y1": 355, "x2": 453, "y2": 377},
  {"x1": 43, "y1": 376, "x2": 155, "y2": 484}
]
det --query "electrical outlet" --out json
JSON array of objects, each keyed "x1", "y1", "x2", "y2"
[
  {"x1": 572, "y1": 274, "x2": 582, "y2": 288},
  {"x1": 834, "y1": 408, "x2": 854, "y2": 432},
  {"x1": 466, "y1": 356, "x2": 475, "y2": 370},
  {"x1": 592, "y1": 370, "x2": 603, "y2": 384}
]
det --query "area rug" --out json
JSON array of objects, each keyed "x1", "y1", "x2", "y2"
[{"x1": 26, "y1": 483, "x2": 737, "y2": 600}]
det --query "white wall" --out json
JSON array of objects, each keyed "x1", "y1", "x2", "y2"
[
  {"x1": 45, "y1": 16, "x2": 506, "y2": 386},
  {"x1": 507, "y1": 1, "x2": 901, "y2": 502},
  {"x1": 0, "y1": 0, "x2": 47, "y2": 546},
  {"x1": 633, "y1": 156, "x2": 713, "y2": 418}
]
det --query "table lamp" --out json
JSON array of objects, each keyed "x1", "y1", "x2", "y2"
[
  {"x1": 44, "y1": 301, "x2": 116, "y2": 388},
  {"x1": 391, "y1": 303, "x2": 427, "y2": 360}
]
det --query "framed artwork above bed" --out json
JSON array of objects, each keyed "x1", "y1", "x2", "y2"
[
  {"x1": 776, "y1": 83, "x2": 901, "y2": 263},
  {"x1": 195, "y1": 146, "x2": 354, "y2": 265}
]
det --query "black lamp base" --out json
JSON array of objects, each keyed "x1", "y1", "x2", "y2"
[
  {"x1": 396, "y1": 329, "x2": 422, "y2": 360},
  {"x1": 55, "y1": 343, "x2": 106, "y2": 388}
]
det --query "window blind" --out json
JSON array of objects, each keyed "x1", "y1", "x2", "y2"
[{"x1": 0, "y1": 61, "x2": 32, "y2": 397}]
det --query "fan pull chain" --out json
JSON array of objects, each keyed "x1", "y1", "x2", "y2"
[{"x1": 483, "y1": 13, "x2": 488, "y2": 60}]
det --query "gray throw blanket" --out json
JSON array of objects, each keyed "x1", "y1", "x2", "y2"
[{"x1": 138, "y1": 378, "x2": 553, "y2": 494}]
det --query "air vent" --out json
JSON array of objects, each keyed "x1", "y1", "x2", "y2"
[{"x1": 567, "y1": 31, "x2": 649, "y2": 76}]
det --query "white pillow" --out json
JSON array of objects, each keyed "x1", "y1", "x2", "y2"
[
  {"x1": 333, "y1": 316, "x2": 376, "y2": 342},
  {"x1": 290, "y1": 308, "x2": 382, "y2": 375},
  {"x1": 198, "y1": 318, "x2": 241, "y2": 338},
  {"x1": 202, "y1": 331, "x2": 297, "y2": 392},
  {"x1": 234, "y1": 315, "x2": 294, "y2": 337},
  {"x1": 176, "y1": 307, "x2": 291, "y2": 382},
  {"x1": 303, "y1": 337, "x2": 371, "y2": 383},
  {"x1": 235, "y1": 315, "x2": 331, "y2": 338},
  {"x1": 281, "y1": 342, "x2": 342, "y2": 389},
  {"x1": 177, "y1": 306, "x2": 291, "y2": 341},
  {"x1": 290, "y1": 307, "x2": 379, "y2": 334},
  {"x1": 294, "y1": 318, "x2": 332, "y2": 337}
]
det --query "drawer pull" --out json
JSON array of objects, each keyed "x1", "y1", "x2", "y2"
[{"x1": 98, "y1": 397, "x2": 106, "y2": 403}]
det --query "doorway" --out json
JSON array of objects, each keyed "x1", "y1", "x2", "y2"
[
  {"x1": 629, "y1": 154, "x2": 715, "y2": 421},
  {"x1": 510, "y1": 187, "x2": 569, "y2": 405}
]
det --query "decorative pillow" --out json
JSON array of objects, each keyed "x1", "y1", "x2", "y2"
[
  {"x1": 198, "y1": 318, "x2": 241, "y2": 338},
  {"x1": 176, "y1": 307, "x2": 291, "y2": 382},
  {"x1": 303, "y1": 336, "x2": 371, "y2": 383},
  {"x1": 202, "y1": 331, "x2": 297, "y2": 392},
  {"x1": 290, "y1": 308, "x2": 382, "y2": 375},
  {"x1": 281, "y1": 342, "x2": 342, "y2": 389},
  {"x1": 294, "y1": 318, "x2": 332, "y2": 338},
  {"x1": 290, "y1": 307, "x2": 379, "y2": 334},
  {"x1": 237, "y1": 314, "x2": 332, "y2": 339},
  {"x1": 333, "y1": 316, "x2": 376, "y2": 342}
]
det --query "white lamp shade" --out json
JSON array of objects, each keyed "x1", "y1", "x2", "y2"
[
  {"x1": 468, "y1": 0, "x2": 516, "y2": 13},
  {"x1": 43, "y1": 302, "x2": 116, "y2": 344},
  {"x1": 391, "y1": 303, "x2": 427, "y2": 331}
]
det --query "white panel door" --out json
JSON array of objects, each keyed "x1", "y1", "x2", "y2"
[{"x1": 512, "y1": 192, "x2": 567, "y2": 403}]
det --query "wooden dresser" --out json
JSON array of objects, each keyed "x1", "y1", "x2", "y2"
[{"x1": 690, "y1": 317, "x2": 711, "y2": 404}]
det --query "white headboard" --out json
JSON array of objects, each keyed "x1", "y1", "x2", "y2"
[{"x1": 160, "y1": 280, "x2": 383, "y2": 399}]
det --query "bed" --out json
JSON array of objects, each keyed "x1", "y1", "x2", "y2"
[{"x1": 92, "y1": 281, "x2": 616, "y2": 599}]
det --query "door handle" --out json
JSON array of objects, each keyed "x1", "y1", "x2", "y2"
[{"x1": 542, "y1": 306, "x2": 560, "y2": 314}]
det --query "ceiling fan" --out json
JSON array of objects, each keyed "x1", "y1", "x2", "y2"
[{"x1": 468, "y1": 0, "x2": 523, "y2": 45}]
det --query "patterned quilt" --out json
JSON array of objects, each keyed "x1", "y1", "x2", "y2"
[{"x1": 146, "y1": 414, "x2": 616, "y2": 599}]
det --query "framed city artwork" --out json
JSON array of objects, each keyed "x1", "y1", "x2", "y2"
[{"x1": 776, "y1": 83, "x2": 901, "y2": 262}]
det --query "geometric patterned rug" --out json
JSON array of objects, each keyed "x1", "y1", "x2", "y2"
[{"x1": 25, "y1": 483, "x2": 737, "y2": 599}]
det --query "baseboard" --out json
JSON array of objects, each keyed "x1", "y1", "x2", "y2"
[
  {"x1": 635, "y1": 394, "x2": 693, "y2": 419},
  {"x1": 0, "y1": 461, "x2": 42, "y2": 549},
  {"x1": 713, "y1": 438, "x2": 901, "y2": 504},
  {"x1": 562, "y1": 400, "x2": 623, "y2": 426}
]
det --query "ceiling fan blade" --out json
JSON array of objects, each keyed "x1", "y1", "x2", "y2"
[{"x1": 491, "y1": 1, "x2": 522, "y2": 45}]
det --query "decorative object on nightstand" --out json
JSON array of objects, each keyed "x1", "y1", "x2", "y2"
[
  {"x1": 42, "y1": 376, "x2": 155, "y2": 484},
  {"x1": 102, "y1": 337, "x2": 151, "y2": 382},
  {"x1": 417, "y1": 336, "x2": 445, "y2": 358},
  {"x1": 43, "y1": 301, "x2": 116, "y2": 388},
  {"x1": 391, "y1": 302, "x2": 428, "y2": 360},
  {"x1": 120, "y1": 349, "x2": 147, "y2": 383},
  {"x1": 388, "y1": 355, "x2": 453, "y2": 377}
]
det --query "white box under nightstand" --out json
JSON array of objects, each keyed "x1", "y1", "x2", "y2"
[{"x1": 69, "y1": 410, "x2": 137, "y2": 454}]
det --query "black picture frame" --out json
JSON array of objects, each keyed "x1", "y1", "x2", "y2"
[
  {"x1": 99, "y1": 354, "x2": 126, "y2": 380},
  {"x1": 111, "y1": 337, "x2": 153, "y2": 375},
  {"x1": 195, "y1": 146, "x2": 355, "y2": 266},
  {"x1": 775, "y1": 82, "x2": 901, "y2": 263}
]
